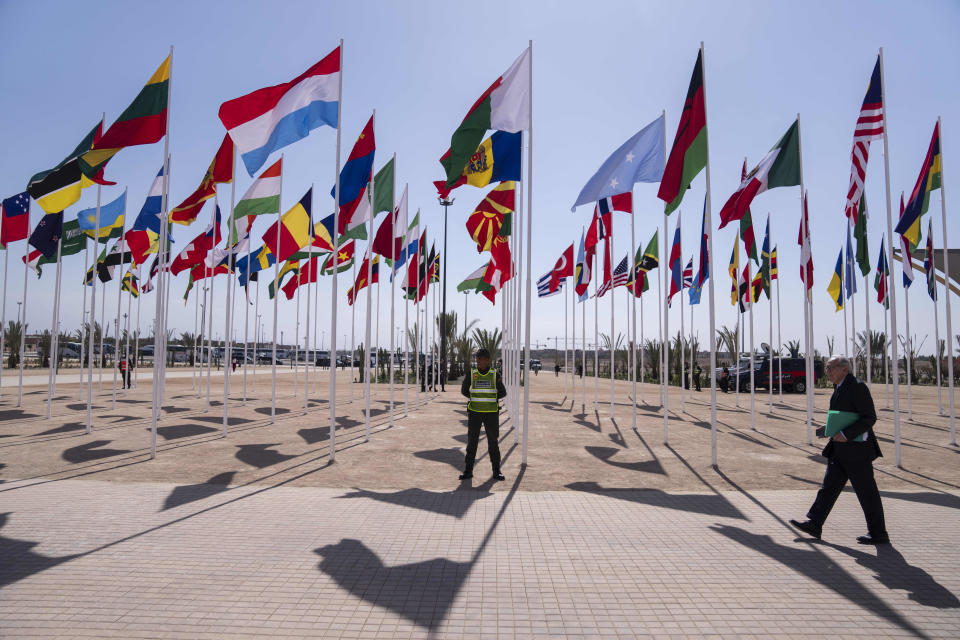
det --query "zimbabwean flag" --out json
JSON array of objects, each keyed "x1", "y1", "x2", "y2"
[{"x1": 658, "y1": 50, "x2": 707, "y2": 214}]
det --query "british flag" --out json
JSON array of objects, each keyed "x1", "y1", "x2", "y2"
[
  {"x1": 682, "y1": 257, "x2": 693, "y2": 289},
  {"x1": 845, "y1": 57, "x2": 884, "y2": 223}
]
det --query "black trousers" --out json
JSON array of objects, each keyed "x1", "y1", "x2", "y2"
[
  {"x1": 464, "y1": 410, "x2": 501, "y2": 473},
  {"x1": 807, "y1": 443, "x2": 887, "y2": 536}
]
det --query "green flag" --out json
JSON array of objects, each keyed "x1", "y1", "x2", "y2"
[
  {"x1": 372, "y1": 157, "x2": 395, "y2": 215},
  {"x1": 854, "y1": 196, "x2": 870, "y2": 276}
]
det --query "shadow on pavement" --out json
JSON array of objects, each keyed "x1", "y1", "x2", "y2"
[
  {"x1": 234, "y1": 443, "x2": 296, "y2": 469},
  {"x1": 254, "y1": 407, "x2": 290, "y2": 416},
  {"x1": 162, "y1": 471, "x2": 237, "y2": 510},
  {"x1": 151, "y1": 424, "x2": 219, "y2": 441},
  {"x1": 297, "y1": 427, "x2": 331, "y2": 445},
  {"x1": 414, "y1": 447, "x2": 462, "y2": 470},
  {"x1": 336, "y1": 485, "x2": 494, "y2": 519},
  {"x1": 61, "y1": 440, "x2": 132, "y2": 463},
  {"x1": 566, "y1": 481, "x2": 746, "y2": 519},
  {"x1": 585, "y1": 446, "x2": 665, "y2": 475},
  {"x1": 0, "y1": 512, "x2": 79, "y2": 588},
  {"x1": 34, "y1": 422, "x2": 85, "y2": 436}
]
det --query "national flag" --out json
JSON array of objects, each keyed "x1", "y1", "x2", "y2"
[
  {"x1": 372, "y1": 157, "x2": 396, "y2": 216},
  {"x1": 682, "y1": 257, "x2": 693, "y2": 289},
  {"x1": 458, "y1": 263, "x2": 490, "y2": 294},
  {"x1": 629, "y1": 230, "x2": 659, "y2": 298},
  {"x1": 798, "y1": 190, "x2": 813, "y2": 293},
  {"x1": 170, "y1": 134, "x2": 234, "y2": 226},
  {"x1": 899, "y1": 193, "x2": 915, "y2": 288},
  {"x1": 844, "y1": 56, "x2": 884, "y2": 223},
  {"x1": 728, "y1": 234, "x2": 739, "y2": 306},
  {"x1": 667, "y1": 216, "x2": 682, "y2": 304},
  {"x1": 759, "y1": 215, "x2": 772, "y2": 299},
  {"x1": 28, "y1": 120, "x2": 104, "y2": 214},
  {"x1": 268, "y1": 259, "x2": 299, "y2": 299},
  {"x1": 28, "y1": 212, "x2": 63, "y2": 259},
  {"x1": 141, "y1": 257, "x2": 159, "y2": 293},
  {"x1": 1, "y1": 192, "x2": 31, "y2": 246},
  {"x1": 737, "y1": 265, "x2": 753, "y2": 312},
  {"x1": 126, "y1": 166, "x2": 166, "y2": 265},
  {"x1": 331, "y1": 114, "x2": 375, "y2": 231},
  {"x1": 235, "y1": 158, "x2": 283, "y2": 218},
  {"x1": 894, "y1": 122, "x2": 942, "y2": 248},
  {"x1": 853, "y1": 196, "x2": 870, "y2": 276},
  {"x1": 771, "y1": 247, "x2": 778, "y2": 280},
  {"x1": 122, "y1": 268, "x2": 140, "y2": 298},
  {"x1": 585, "y1": 205, "x2": 612, "y2": 251},
  {"x1": 237, "y1": 245, "x2": 277, "y2": 288},
  {"x1": 281, "y1": 255, "x2": 321, "y2": 300},
  {"x1": 574, "y1": 229, "x2": 592, "y2": 301},
  {"x1": 465, "y1": 181, "x2": 515, "y2": 253},
  {"x1": 391, "y1": 210, "x2": 420, "y2": 275},
  {"x1": 189, "y1": 261, "x2": 230, "y2": 284},
  {"x1": 718, "y1": 120, "x2": 801, "y2": 228},
  {"x1": 597, "y1": 193, "x2": 633, "y2": 216},
  {"x1": 547, "y1": 244, "x2": 574, "y2": 293},
  {"x1": 434, "y1": 131, "x2": 521, "y2": 198},
  {"x1": 596, "y1": 255, "x2": 629, "y2": 298},
  {"x1": 371, "y1": 185, "x2": 409, "y2": 257},
  {"x1": 537, "y1": 272, "x2": 564, "y2": 298},
  {"x1": 738, "y1": 161, "x2": 759, "y2": 265},
  {"x1": 30, "y1": 219, "x2": 86, "y2": 273},
  {"x1": 827, "y1": 249, "x2": 844, "y2": 312},
  {"x1": 750, "y1": 272, "x2": 763, "y2": 305},
  {"x1": 83, "y1": 247, "x2": 108, "y2": 284},
  {"x1": 219, "y1": 46, "x2": 340, "y2": 176},
  {"x1": 659, "y1": 51, "x2": 707, "y2": 214},
  {"x1": 924, "y1": 219, "x2": 937, "y2": 301},
  {"x1": 78, "y1": 191, "x2": 126, "y2": 241},
  {"x1": 571, "y1": 115, "x2": 665, "y2": 211},
  {"x1": 439, "y1": 48, "x2": 530, "y2": 187},
  {"x1": 262, "y1": 188, "x2": 313, "y2": 262},
  {"x1": 79, "y1": 56, "x2": 170, "y2": 180},
  {"x1": 429, "y1": 250, "x2": 441, "y2": 284},
  {"x1": 401, "y1": 230, "x2": 427, "y2": 300},
  {"x1": 874, "y1": 235, "x2": 889, "y2": 309},
  {"x1": 347, "y1": 253, "x2": 380, "y2": 305},
  {"x1": 97, "y1": 236, "x2": 135, "y2": 281},
  {"x1": 479, "y1": 258, "x2": 510, "y2": 304},
  {"x1": 24, "y1": 248, "x2": 45, "y2": 276},
  {"x1": 170, "y1": 206, "x2": 222, "y2": 275},
  {"x1": 845, "y1": 223, "x2": 858, "y2": 298},
  {"x1": 320, "y1": 240, "x2": 355, "y2": 274}
]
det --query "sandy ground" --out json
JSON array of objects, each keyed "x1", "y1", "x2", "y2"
[{"x1": 1, "y1": 367, "x2": 957, "y2": 494}]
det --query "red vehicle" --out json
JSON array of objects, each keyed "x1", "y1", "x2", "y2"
[{"x1": 732, "y1": 357, "x2": 824, "y2": 393}]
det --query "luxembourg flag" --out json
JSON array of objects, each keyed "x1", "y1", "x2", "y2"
[{"x1": 219, "y1": 46, "x2": 340, "y2": 176}]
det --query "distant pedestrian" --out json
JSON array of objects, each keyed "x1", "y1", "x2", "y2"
[
  {"x1": 554, "y1": 363, "x2": 561, "y2": 377},
  {"x1": 694, "y1": 365, "x2": 702, "y2": 392}
]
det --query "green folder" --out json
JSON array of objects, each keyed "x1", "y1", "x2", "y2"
[{"x1": 824, "y1": 410, "x2": 859, "y2": 437}]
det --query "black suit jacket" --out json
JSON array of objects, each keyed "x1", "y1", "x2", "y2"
[{"x1": 822, "y1": 372, "x2": 882, "y2": 460}]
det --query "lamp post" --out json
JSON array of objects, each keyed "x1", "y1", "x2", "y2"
[{"x1": 438, "y1": 195, "x2": 454, "y2": 386}]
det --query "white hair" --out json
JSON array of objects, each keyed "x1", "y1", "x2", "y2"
[{"x1": 826, "y1": 356, "x2": 851, "y2": 372}]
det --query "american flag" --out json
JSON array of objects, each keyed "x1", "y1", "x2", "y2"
[
  {"x1": 845, "y1": 57, "x2": 884, "y2": 223},
  {"x1": 682, "y1": 257, "x2": 693, "y2": 289},
  {"x1": 596, "y1": 255, "x2": 629, "y2": 297}
]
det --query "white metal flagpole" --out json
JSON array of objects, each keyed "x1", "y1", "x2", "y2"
[
  {"x1": 243, "y1": 243, "x2": 251, "y2": 406},
  {"x1": 363, "y1": 181, "x2": 374, "y2": 441},
  {"x1": 932, "y1": 241, "x2": 943, "y2": 414},
  {"x1": 329, "y1": 39, "x2": 344, "y2": 462},
  {"x1": 522, "y1": 40, "x2": 533, "y2": 462},
  {"x1": 110, "y1": 189, "x2": 128, "y2": 409},
  {"x1": 388, "y1": 166, "x2": 398, "y2": 429},
  {"x1": 776, "y1": 255, "x2": 783, "y2": 403},
  {"x1": 0, "y1": 242, "x2": 6, "y2": 399},
  {"x1": 581, "y1": 268, "x2": 586, "y2": 414},
  {"x1": 904, "y1": 280, "x2": 912, "y2": 421},
  {"x1": 571, "y1": 272, "x2": 576, "y2": 412},
  {"x1": 270, "y1": 157, "x2": 283, "y2": 423},
  {"x1": 937, "y1": 116, "x2": 956, "y2": 445},
  {"x1": 222, "y1": 145, "x2": 238, "y2": 437},
  {"x1": 84, "y1": 173, "x2": 101, "y2": 427},
  {"x1": 77, "y1": 241, "x2": 89, "y2": 401},
  {"x1": 609, "y1": 219, "x2": 615, "y2": 418},
  {"x1": 253, "y1": 274, "x2": 259, "y2": 392},
  {"x1": 45, "y1": 218, "x2": 64, "y2": 418},
  {"x1": 864, "y1": 270, "x2": 872, "y2": 388},
  {"x1": 630, "y1": 191, "x2": 638, "y2": 426},
  {"x1": 663, "y1": 211, "x2": 670, "y2": 443}
]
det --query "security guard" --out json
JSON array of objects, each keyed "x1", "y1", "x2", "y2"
[{"x1": 460, "y1": 348, "x2": 507, "y2": 481}]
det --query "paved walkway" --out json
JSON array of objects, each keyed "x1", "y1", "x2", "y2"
[{"x1": 1, "y1": 477, "x2": 958, "y2": 638}]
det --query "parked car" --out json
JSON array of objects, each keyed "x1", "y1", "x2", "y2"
[
  {"x1": 316, "y1": 354, "x2": 331, "y2": 368},
  {"x1": 729, "y1": 356, "x2": 823, "y2": 393},
  {"x1": 529, "y1": 358, "x2": 542, "y2": 372}
]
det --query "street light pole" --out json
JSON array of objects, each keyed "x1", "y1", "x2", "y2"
[{"x1": 439, "y1": 195, "x2": 454, "y2": 386}]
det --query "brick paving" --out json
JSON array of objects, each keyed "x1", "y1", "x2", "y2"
[{"x1": 1, "y1": 372, "x2": 959, "y2": 637}]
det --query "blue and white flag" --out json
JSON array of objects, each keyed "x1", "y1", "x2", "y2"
[
  {"x1": 844, "y1": 222, "x2": 858, "y2": 298},
  {"x1": 537, "y1": 272, "x2": 563, "y2": 298}
]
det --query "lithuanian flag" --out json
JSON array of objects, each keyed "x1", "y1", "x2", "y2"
[{"x1": 80, "y1": 55, "x2": 170, "y2": 180}]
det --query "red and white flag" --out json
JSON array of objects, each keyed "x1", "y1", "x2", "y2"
[
  {"x1": 844, "y1": 57, "x2": 884, "y2": 223},
  {"x1": 548, "y1": 244, "x2": 574, "y2": 293},
  {"x1": 798, "y1": 190, "x2": 813, "y2": 293}
]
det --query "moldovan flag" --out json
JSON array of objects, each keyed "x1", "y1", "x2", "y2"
[
  {"x1": 439, "y1": 48, "x2": 530, "y2": 187},
  {"x1": 219, "y1": 46, "x2": 340, "y2": 176},
  {"x1": 435, "y1": 131, "x2": 521, "y2": 198},
  {"x1": 170, "y1": 134, "x2": 234, "y2": 226},
  {"x1": 718, "y1": 120, "x2": 801, "y2": 228},
  {"x1": 80, "y1": 56, "x2": 170, "y2": 180},
  {"x1": 263, "y1": 188, "x2": 313, "y2": 262}
]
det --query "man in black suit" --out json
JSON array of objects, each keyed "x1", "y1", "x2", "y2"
[{"x1": 791, "y1": 356, "x2": 889, "y2": 544}]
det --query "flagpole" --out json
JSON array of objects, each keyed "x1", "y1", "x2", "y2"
[
  {"x1": 203, "y1": 205, "x2": 215, "y2": 407},
  {"x1": 564, "y1": 274, "x2": 569, "y2": 402},
  {"x1": 884, "y1": 285, "x2": 889, "y2": 407},
  {"x1": 593, "y1": 267, "x2": 598, "y2": 409},
  {"x1": 388, "y1": 169, "x2": 398, "y2": 429},
  {"x1": 243, "y1": 244, "x2": 251, "y2": 406},
  {"x1": 749, "y1": 260, "x2": 755, "y2": 431},
  {"x1": 124, "y1": 274, "x2": 132, "y2": 396},
  {"x1": 206, "y1": 220, "x2": 215, "y2": 410},
  {"x1": 657, "y1": 224, "x2": 663, "y2": 407},
  {"x1": 937, "y1": 117, "x2": 956, "y2": 444},
  {"x1": 51, "y1": 233, "x2": 65, "y2": 401},
  {"x1": 878, "y1": 49, "x2": 902, "y2": 466},
  {"x1": 270, "y1": 157, "x2": 283, "y2": 423},
  {"x1": 98, "y1": 249, "x2": 107, "y2": 392},
  {"x1": 904, "y1": 283, "x2": 912, "y2": 421},
  {"x1": 798, "y1": 124, "x2": 813, "y2": 446},
  {"x1": 768, "y1": 238, "x2": 774, "y2": 413},
  {"x1": 222, "y1": 144, "x2": 238, "y2": 435},
  {"x1": 777, "y1": 255, "x2": 783, "y2": 403},
  {"x1": 329, "y1": 39, "x2": 344, "y2": 463},
  {"x1": 581, "y1": 269, "x2": 586, "y2": 415},
  {"x1": 415, "y1": 233, "x2": 420, "y2": 412},
  {"x1": 133, "y1": 282, "x2": 140, "y2": 390},
  {"x1": 253, "y1": 275, "x2": 259, "y2": 393},
  {"x1": 294, "y1": 262, "x2": 301, "y2": 398},
  {"x1": 609, "y1": 218, "x2": 615, "y2": 418},
  {"x1": 932, "y1": 249, "x2": 943, "y2": 414},
  {"x1": 77, "y1": 243, "x2": 88, "y2": 401},
  {"x1": 403, "y1": 272, "x2": 409, "y2": 417},
  {"x1": 44, "y1": 219, "x2": 64, "y2": 418},
  {"x1": 680, "y1": 251, "x2": 686, "y2": 413},
  {"x1": 192, "y1": 271, "x2": 199, "y2": 392},
  {"x1": 571, "y1": 271, "x2": 576, "y2": 412},
  {"x1": 630, "y1": 190, "x2": 638, "y2": 426},
  {"x1": 663, "y1": 209, "x2": 669, "y2": 443},
  {"x1": 363, "y1": 168, "x2": 374, "y2": 441},
  {"x1": 110, "y1": 188, "x2": 128, "y2": 409},
  {"x1": 865, "y1": 269, "x2": 872, "y2": 387},
  {"x1": 83, "y1": 170, "x2": 101, "y2": 427},
  {"x1": 640, "y1": 271, "x2": 645, "y2": 406},
  {"x1": 520, "y1": 40, "x2": 534, "y2": 462},
  {"x1": 304, "y1": 226, "x2": 313, "y2": 417},
  {"x1": 850, "y1": 221, "x2": 858, "y2": 369},
  {"x1": 0, "y1": 242, "x2": 7, "y2": 399},
  {"x1": 350, "y1": 256, "x2": 356, "y2": 403},
  {"x1": 843, "y1": 242, "x2": 850, "y2": 359}
]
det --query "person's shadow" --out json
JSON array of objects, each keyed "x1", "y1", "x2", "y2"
[{"x1": 822, "y1": 541, "x2": 960, "y2": 609}]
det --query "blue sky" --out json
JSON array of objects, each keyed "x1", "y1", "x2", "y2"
[{"x1": 1, "y1": 0, "x2": 958, "y2": 357}]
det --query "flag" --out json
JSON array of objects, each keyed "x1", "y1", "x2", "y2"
[
  {"x1": 923, "y1": 219, "x2": 937, "y2": 301},
  {"x1": 597, "y1": 193, "x2": 633, "y2": 216},
  {"x1": 736, "y1": 265, "x2": 753, "y2": 312},
  {"x1": 28, "y1": 120, "x2": 103, "y2": 214},
  {"x1": 83, "y1": 246, "x2": 108, "y2": 284},
  {"x1": 434, "y1": 131, "x2": 521, "y2": 198},
  {"x1": 682, "y1": 258, "x2": 693, "y2": 289},
  {"x1": 54, "y1": 219, "x2": 86, "y2": 258},
  {"x1": 97, "y1": 236, "x2": 135, "y2": 281},
  {"x1": 537, "y1": 272, "x2": 564, "y2": 298},
  {"x1": 332, "y1": 114, "x2": 375, "y2": 231},
  {"x1": 189, "y1": 261, "x2": 230, "y2": 284},
  {"x1": 659, "y1": 51, "x2": 707, "y2": 214},
  {"x1": 122, "y1": 269, "x2": 140, "y2": 298},
  {"x1": 728, "y1": 234, "x2": 739, "y2": 306},
  {"x1": 827, "y1": 249, "x2": 844, "y2": 311},
  {"x1": 126, "y1": 166, "x2": 165, "y2": 264},
  {"x1": 798, "y1": 190, "x2": 813, "y2": 293},
  {"x1": 571, "y1": 115, "x2": 665, "y2": 211},
  {"x1": 268, "y1": 259, "x2": 299, "y2": 299},
  {"x1": 24, "y1": 248, "x2": 45, "y2": 276},
  {"x1": 629, "y1": 230, "x2": 659, "y2": 298},
  {"x1": 77, "y1": 191, "x2": 126, "y2": 240},
  {"x1": 845, "y1": 56, "x2": 884, "y2": 223},
  {"x1": 844, "y1": 223, "x2": 858, "y2": 298},
  {"x1": 894, "y1": 122, "x2": 942, "y2": 248},
  {"x1": 320, "y1": 240, "x2": 355, "y2": 274},
  {"x1": 718, "y1": 120, "x2": 801, "y2": 228},
  {"x1": 689, "y1": 200, "x2": 709, "y2": 305},
  {"x1": 170, "y1": 206, "x2": 222, "y2": 275},
  {"x1": 899, "y1": 193, "x2": 915, "y2": 288},
  {"x1": 478, "y1": 258, "x2": 509, "y2": 304},
  {"x1": 391, "y1": 210, "x2": 420, "y2": 274},
  {"x1": 750, "y1": 272, "x2": 763, "y2": 304},
  {"x1": 465, "y1": 181, "x2": 515, "y2": 253},
  {"x1": 740, "y1": 209, "x2": 758, "y2": 266},
  {"x1": 219, "y1": 46, "x2": 340, "y2": 176},
  {"x1": 141, "y1": 257, "x2": 159, "y2": 293},
  {"x1": 585, "y1": 205, "x2": 612, "y2": 251},
  {"x1": 458, "y1": 263, "x2": 489, "y2": 293},
  {"x1": 1, "y1": 192, "x2": 30, "y2": 246},
  {"x1": 439, "y1": 48, "x2": 530, "y2": 187},
  {"x1": 547, "y1": 244, "x2": 574, "y2": 293},
  {"x1": 373, "y1": 157, "x2": 395, "y2": 215},
  {"x1": 370, "y1": 185, "x2": 409, "y2": 257},
  {"x1": 170, "y1": 134, "x2": 234, "y2": 226},
  {"x1": 853, "y1": 196, "x2": 870, "y2": 276},
  {"x1": 771, "y1": 247, "x2": 778, "y2": 280},
  {"x1": 235, "y1": 158, "x2": 283, "y2": 219},
  {"x1": 759, "y1": 215, "x2": 772, "y2": 299},
  {"x1": 347, "y1": 253, "x2": 380, "y2": 305},
  {"x1": 28, "y1": 212, "x2": 63, "y2": 259},
  {"x1": 667, "y1": 217, "x2": 682, "y2": 304},
  {"x1": 574, "y1": 230, "x2": 592, "y2": 301},
  {"x1": 262, "y1": 188, "x2": 313, "y2": 262},
  {"x1": 874, "y1": 235, "x2": 889, "y2": 309},
  {"x1": 596, "y1": 255, "x2": 629, "y2": 297},
  {"x1": 237, "y1": 245, "x2": 276, "y2": 287},
  {"x1": 281, "y1": 256, "x2": 321, "y2": 300},
  {"x1": 80, "y1": 56, "x2": 170, "y2": 180}
]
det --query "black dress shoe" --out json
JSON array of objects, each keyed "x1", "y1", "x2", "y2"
[
  {"x1": 459, "y1": 472, "x2": 473, "y2": 480},
  {"x1": 789, "y1": 519, "x2": 822, "y2": 540},
  {"x1": 494, "y1": 472, "x2": 505, "y2": 481},
  {"x1": 856, "y1": 534, "x2": 890, "y2": 545}
]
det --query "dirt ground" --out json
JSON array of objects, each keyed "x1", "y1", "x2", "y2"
[{"x1": 1, "y1": 367, "x2": 958, "y2": 494}]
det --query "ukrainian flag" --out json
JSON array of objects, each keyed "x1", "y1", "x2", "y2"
[{"x1": 827, "y1": 249, "x2": 844, "y2": 311}]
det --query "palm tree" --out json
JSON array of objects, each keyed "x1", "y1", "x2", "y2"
[
  {"x1": 599, "y1": 332, "x2": 625, "y2": 377},
  {"x1": 5, "y1": 320, "x2": 25, "y2": 368},
  {"x1": 453, "y1": 333, "x2": 475, "y2": 379},
  {"x1": 826, "y1": 336, "x2": 835, "y2": 357},
  {"x1": 471, "y1": 327, "x2": 501, "y2": 363},
  {"x1": 785, "y1": 339, "x2": 801, "y2": 358},
  {"x1": 642, "y1": 339, "x2": 661, "y2": 381},
  {"x1": 716, "y1": 324, "x2": 739, "y2": 363}
]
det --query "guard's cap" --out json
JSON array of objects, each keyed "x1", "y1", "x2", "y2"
[{"x1": 476, "y1": 348, "x2": 490, "y2": 359}]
